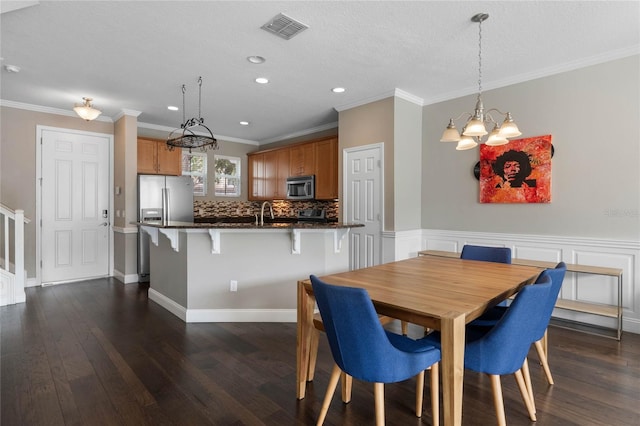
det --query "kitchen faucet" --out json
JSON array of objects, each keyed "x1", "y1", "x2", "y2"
[{"x1": 260, "y1": 201, "x2": 274, "y2": 226}]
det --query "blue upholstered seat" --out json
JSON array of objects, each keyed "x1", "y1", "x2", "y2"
[
  {"x1": 421, "y1": 275, "x2": 553, "y2": 425},
  {"x1": 460, "y1": 244, "x2": 512, "y2": 264},
  {"x1": 310, "y1": 274, "x2": 441, "y2": 425}
]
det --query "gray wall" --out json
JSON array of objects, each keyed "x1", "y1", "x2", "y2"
[{"x1": 422, "y1": 55, "x2": 640, "y2": 240}]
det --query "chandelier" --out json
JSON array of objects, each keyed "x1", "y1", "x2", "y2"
[
  {"x1": 73, "y1": 97, "x2": 102, "y2": 121},
  {"x1": 440, "y1": 13, "x2": 521, "y2": 150},
  {"x1": 167, "y1": 76, "x2": 219, "y2": 152}
]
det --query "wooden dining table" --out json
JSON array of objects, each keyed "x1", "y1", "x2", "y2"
[{"x1": 296, "y1": 255, "x2": 542, "y2": 426}]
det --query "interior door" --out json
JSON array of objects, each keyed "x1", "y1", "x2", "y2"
[
  {"x1": 41, "y1": 129, "x2": 110, "y2": 283},
  {"x1": 344, "y1": 144, "x2": 383, "y2": 270}
]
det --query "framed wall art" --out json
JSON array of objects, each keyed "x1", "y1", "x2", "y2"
[{"x1": 479, "y1": 134, "x2": 552, "y2": 203}]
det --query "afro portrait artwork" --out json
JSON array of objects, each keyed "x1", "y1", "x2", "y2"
[{"x1": 479, "y1": 134, "x2": 552, "y2": 203}]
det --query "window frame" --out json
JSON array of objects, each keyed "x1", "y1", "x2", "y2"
[
  {"x1": 182, "y1": 151, "x2": 208, "y2": 196},
  {"x1": 214, "y1": 154, "x2": 242, "y2": 197}
]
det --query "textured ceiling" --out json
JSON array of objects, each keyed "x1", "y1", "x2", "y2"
[{"x1": 1, "y1": 1, "x2": 639, "y2": 144}]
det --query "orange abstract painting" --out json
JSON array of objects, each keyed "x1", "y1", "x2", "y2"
[{"x1": 479, "y1": 135, "x2": 552, "y2": 203}]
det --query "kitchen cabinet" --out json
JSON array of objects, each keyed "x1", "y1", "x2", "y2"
[
  {"x1": 137, "y1": 138, "x2": 182, "y2": 175},
  {"x1": 314, "y1": 137, "x2": 338, "y2": 199},
  {"x1": 289, "y1": 143, "x2": 315, "y2": 177},
  {"x1": 248, "y1": 136, "x2": 338, "y2": 201},
  {"x1": 249, "y1": 148, "x2": 291, "y2": 200}
]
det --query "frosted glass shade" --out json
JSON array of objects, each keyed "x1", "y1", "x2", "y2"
[
  {"x1": 455, "y1": 135, "x2": 478, "y2": 150},
  {"x1": 440, "y1": 126, "x2": 461, "y2": 142}
]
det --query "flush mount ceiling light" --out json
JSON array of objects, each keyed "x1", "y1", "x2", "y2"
[
  {"x1": 167, "y1": 105, "x2": 179, "y2": 111},
  {"x1": 239, "y1": 121, "x2": 250, "y2": 126},
  {"x1": 166, "y1": 76, "x2": 218, "y2": 153},
  {"x1": 331, "y1": 87, "x2": 346, "y2": 93},
  {"x1": 440, "y1": 13, "x2": 522, "y2": 151},
  {"x1": 255, "y1": 77, "x2": 269, "y2": 84},
  {"x1": 73, "y1": 97, "x2": 102, "y2": 121}
]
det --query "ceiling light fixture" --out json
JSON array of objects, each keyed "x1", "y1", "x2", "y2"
[
  {"x1": 166, "y1": 76, "x2": 218, "y2": 152},
  {"x1": 73, "y1": 97, "x2": 102, "y2": 121},
  {"x1": 167, "y1": 105, "x2": 179, "y2": 111},
  {"x1": 331, "y1": 87, "x2": 345, "y2": 93},
  {"x1": 239, "y1": 121, "x2": 250, "y2": 126},
  {"x1": 255, "y1": 77, "x2": 269, "y2": 84},
  {"x1": 440, "y1": 13, "x2": 521, "y2": 151}
]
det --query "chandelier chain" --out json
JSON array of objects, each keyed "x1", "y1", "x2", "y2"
[
  {"x1": 478, "y1": 17, "x2": 483, "y2": 95},
  {"x1": 198, "y1": 76, "x2": 203, "y2": 120},
  {"x1": 181, "y1": 84, "x2": 186, "y2": 124}
]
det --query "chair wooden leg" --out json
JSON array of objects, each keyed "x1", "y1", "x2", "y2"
[
  {"x1": 489, "y1": 374, "x2": 506, "y2": 426},
  {"x1": 521, "y1": 358, "x2": 535, "y2": 413},
  {"x1": 374, "y1": 382, "x2": 385, "y2": 426},
  {"x1": 317, "y1": 364, "x2": 341, "y2": 426},
  {"x1": 401, "y1": 320, "x2": 408, "y2": 335},
  {"x1": 514, "y1": 369, "x2": 537, "y2": 422},
  {"x1": 535, "y1": 339, "x2": 554, "y2": 385},
  {"x1": 307, "y1": 329, "x2": 320, "y2": 381},
  {"x1": 415, "y1": 370, "x2": 425, "y2": 417},
  {"x1": 430, "y1": 363, "x2": 440, "y2": 426},
  {"x1": 341, "y1": 372, "x2": 353, "y2": 403}
]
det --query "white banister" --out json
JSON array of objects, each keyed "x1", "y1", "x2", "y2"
[{"x1": 0, "y1": 204, "x2": 29, "y2": 306}]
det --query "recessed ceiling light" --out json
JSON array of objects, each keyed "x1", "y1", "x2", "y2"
[
  {"x1": 332, "y1": 87, "x2": 345, "y2": 93},
  {"x1": 240, "y1": 121, "x2": 250, "y2": 126},
  {"x1": 247, "y1": 56, "x2": 265, "y2": 64},
  {"x1": 167, "y1": 105, "x2": 179, "y2": 111},
  {"x1": 4, "y1": 64, "x2": 21, "y2": 73},
  {"x1": 255, "y1": 77, "x2": 269, "y2": 84}
]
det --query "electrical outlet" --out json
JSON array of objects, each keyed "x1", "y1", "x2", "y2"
[{"x1": 230, "y1": 280, "x2": 238, "y2": 292}]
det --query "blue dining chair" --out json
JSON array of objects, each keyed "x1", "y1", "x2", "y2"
[
  {"x1": 422, "y1": 276, "x2": 553, "y2": 426},
  {"x1": 310, "y1": 275, "x2": 441, "y2": 426},
  {"x1": 470, "y1": 262, "x2": 567, "y2": 386},
  {"x1": 460, "y1": 244, "x2": 512, "y2": 264}
]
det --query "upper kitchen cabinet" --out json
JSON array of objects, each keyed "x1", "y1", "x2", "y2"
[
  {"x1": 248, "y1": 136, "x2": 338, "y2": 201},
  {"x1": 137, "y1": 138, "x2": 182, "y2": 175},
  {"x1": 289, "y1": 142, "x2": 315, "y2": 177},
  {"x1": 314, "y1": 137, "x2": 338, "y2": 200}
]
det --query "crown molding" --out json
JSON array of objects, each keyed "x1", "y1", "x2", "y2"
[
  {"x1": 259, "y1": 121, "x2": 339, "y2": 145},
  {"x1": 113, "y1": 109, "x2": 142, "y2": 121},
  {"x1": 423, "y1": 47, "x2": 640, "y2": 105},
  {"x1": 0, "y1": 99, "x2": 113, "y2": 122},
  {"x1": 333, "y1": 88, "x2": 424, "y2": 113}
]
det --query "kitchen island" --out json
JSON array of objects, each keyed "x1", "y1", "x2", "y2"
[{"x1": 138, "y1": 220, "x2": 362, "y2": 323}]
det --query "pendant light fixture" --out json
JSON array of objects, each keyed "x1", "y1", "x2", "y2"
[
  {"x1": 440, "y1": 13, "x2": 522, "y2": 150},
  {"x1": 166, "y1": 76, "x2": 218, "y2": 152},
  {"x1": 73, "y1": 97, "x2": 102, "y2": 121}
]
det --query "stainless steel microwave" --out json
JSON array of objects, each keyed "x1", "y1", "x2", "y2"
[{"x1": 286, "y1": 175, "x2": 315, "y2": 200}]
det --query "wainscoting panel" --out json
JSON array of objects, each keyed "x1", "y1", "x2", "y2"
[{"x1": 417, "y1": 229, "x2": 639, "y2": 334}]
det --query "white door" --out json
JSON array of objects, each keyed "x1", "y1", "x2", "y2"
[
  {"x1": 344, "y1": 144, "x2": 383, "y2": 270},
  {"x1": 41, "y1": 128, "x2": 110, "y2": 283}
]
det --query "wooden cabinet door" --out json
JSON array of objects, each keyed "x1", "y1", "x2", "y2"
[
  {"x1": 263, "y1": 150, "x2": 278, "y2": 199},
  {"x1": 137, "y1": 138, "x2": 158, "y2": 174},
  {"x1": 274, "y1": 148, "x2": 290, "y2": 199},
  {"x1": 289, "y1": 143, "x2": 315, "y2": 177},
  {"x1": 314, "y1": 138, "x2": 338, "y2": 199},
  {"x1": 156, "y1": 142, "x2": 182, "y2": 175},
  {"x1": 248, "y1": 153, "x2": 265, "y2": 200}
]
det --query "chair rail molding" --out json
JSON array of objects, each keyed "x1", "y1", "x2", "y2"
[{"x1": 421, "y1": 229, "x2": 640, "y2": 335}]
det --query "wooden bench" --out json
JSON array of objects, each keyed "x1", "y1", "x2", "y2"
[{"x1": 418, "y1": 250, "x2": 623, "y2": 340}]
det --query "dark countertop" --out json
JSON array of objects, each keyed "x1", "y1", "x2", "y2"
[
  {"x1": 193, "y1": 216, "x2": 337, "y2": 224},
  {"x1": 137, "y1": 220, "x2": 363, "y2": 230}
]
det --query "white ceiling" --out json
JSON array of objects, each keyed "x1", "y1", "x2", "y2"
[{"x1": 1, "y1": 1, "x2": 639, "y2": 144}]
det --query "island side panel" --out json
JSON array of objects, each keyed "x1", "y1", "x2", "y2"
[{"x1": 148, "y1": 231, "x2": 189, "y2": 308}]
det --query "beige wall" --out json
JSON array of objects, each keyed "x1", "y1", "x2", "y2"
[
  {"x1": 422, "y1": 55, "x2": 640, "y2": 240},
  {"x1": 338, "y1": 97, "x2": 395, "y2": 230},
  {"x1": 0, "y1": 107, "x2": 113, "y2": 279}
]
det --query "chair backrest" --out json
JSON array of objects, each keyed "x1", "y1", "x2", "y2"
[
  {"x1": 532, "y1": 261, "x2": 567, "y2": 340},
  {"x1": 464, "y1": 276, "x2": 552, "y2": 376},
  {"x1": 461, "y1": 244, "x2": 512, "y2": 264},
  {"x1": 310, "y1": 275, "x2": 421, "y2": 383}
]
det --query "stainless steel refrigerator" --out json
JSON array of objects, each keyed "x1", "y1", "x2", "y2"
[{"x1": 137, "y1": 174, "x2": 194, "y2": 282}]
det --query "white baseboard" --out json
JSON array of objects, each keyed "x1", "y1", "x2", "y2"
[
  {"x1": 148, "y1": 288, "x2": 187, "y2": 321},
  {"x1": 113, "y1": 269, "x2": 139, "y2": 284}
]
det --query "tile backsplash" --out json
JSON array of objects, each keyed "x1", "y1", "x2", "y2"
[{"x1": 194, "y1": 200, "x2": 339, "y2": 219}]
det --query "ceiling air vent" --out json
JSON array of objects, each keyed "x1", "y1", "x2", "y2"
[{"x1": 261, "y1": 13, "x2": 308, "y2": 40}]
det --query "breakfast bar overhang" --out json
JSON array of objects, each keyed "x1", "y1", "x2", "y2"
[{"x1": 138, "y1": 221, "x2": 362, "y2": 323}]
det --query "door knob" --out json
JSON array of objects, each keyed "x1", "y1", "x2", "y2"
[{"x1": 99, "y1": 222, "x2": 109, "y2": 227}]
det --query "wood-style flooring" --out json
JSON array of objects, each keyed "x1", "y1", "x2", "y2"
[{"x1": 1, "y1": 278, "x2": 639, "y2": 425}]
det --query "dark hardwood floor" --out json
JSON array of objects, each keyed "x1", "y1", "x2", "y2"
[{"x1": 2, "y1": 278, "x2": 639, "y2": 425}]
